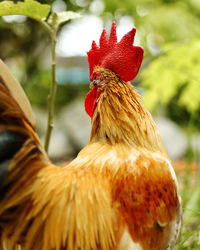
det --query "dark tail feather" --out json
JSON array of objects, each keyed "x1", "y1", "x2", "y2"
[
  {"x1": 0, "y1": 72, "x2": 40, "y2": 194},
  {"x1": 0, "y1": 131, "x2": 27, "y2": 190}
]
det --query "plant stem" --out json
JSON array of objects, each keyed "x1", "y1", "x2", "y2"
[
  {"x1": 40, "y1": 20, "x2": 59, "y2": 153},
  {"x1": 44, "y1": 30, "x2": 58, "y2": 153}
]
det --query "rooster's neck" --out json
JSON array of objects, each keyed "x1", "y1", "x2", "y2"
[{"x1": 89, "y1": 78, "x2": 167, "y2": 157}]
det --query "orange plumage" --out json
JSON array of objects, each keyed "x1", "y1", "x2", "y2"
[{"x1": 0, "y1": 23, "x2": 181, "y2": 250}]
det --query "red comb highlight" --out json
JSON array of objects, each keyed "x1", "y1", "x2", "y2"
[{"x1": 87, "y1": 22, "x2": 144, "y2": 82}]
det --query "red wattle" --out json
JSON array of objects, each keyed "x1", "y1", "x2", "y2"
[{"x1": 85, "y1": 87, "x2": 101, "y2": 118}]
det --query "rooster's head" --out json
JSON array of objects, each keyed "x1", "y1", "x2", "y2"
[{"x1": 85, "y1": 22, "x2": 143, "y2": 118}]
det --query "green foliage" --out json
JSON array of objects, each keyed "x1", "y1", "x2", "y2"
[
  {"x1": 0, "y1": 0, "x2": 50, "y2": 21},
  {"x1": 141, "y1": 40, "x2": 200, "y2": 114},
  {"x1": 174, "y1": 172, "x2": 200, "y2": 250}
]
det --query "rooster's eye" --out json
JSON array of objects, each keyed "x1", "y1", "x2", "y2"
[{"x1": 94, "y1": 75, "x2": 96, "y2": 80}]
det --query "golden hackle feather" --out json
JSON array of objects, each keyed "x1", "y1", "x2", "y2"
[
  {"x1": 90, "y1": 66, "x2": 168, "y2": 156},
  {"x1": 87, "y1": 66, "x2": 181, "y2": 249}
]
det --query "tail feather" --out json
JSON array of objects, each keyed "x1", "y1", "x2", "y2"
[
  {"x1": 0, "y1": 62, "x2": 47, "y2": 198},
  {"x1": 0, "y1": 78, "x2": 31, "y2": 127},
  {"x1": 0, "y1": 131, "x2": 26, "y2": 162},
  {"x1": 0, "y1": 59, "x2": 35, "y2": 126},
  {"x1": 0, "y1": 131, "x2": 26, "y2": 189}
]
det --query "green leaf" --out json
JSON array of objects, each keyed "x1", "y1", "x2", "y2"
[
  {"x1": 141, "y1": 40, "x2": 200, "y2": 113},
  {"x1": 179, "y1": 80, "x2": 200, "y2": 113},
  {"x1": 0, "y1": 0, "x2": 50, "y2": 21},
  {"x1": 184, "y1": 188, "x2": 200, "y2": 226},
  {"x1": 48, "y1": 11, "x2": 81, "y2": 28}
]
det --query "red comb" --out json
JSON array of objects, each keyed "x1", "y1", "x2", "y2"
[{"x1": 87, "y1": 22, "x2": 144, "y2": 82}]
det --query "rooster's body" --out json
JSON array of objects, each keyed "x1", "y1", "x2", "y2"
[{"x1": 0, "y1": 23, "x2": 181, "y2": 250}]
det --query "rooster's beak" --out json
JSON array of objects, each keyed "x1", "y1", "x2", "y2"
[{"x1": 90, "y1": 82, "x2": 94, "y2": 89}]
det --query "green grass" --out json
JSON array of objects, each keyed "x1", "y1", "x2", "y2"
[{"x1": 174, "y1": 165, "x2": 200, "y2": 249}]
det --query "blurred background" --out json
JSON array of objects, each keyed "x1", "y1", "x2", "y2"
[{"x1": 0, "y1": 1, "x2": 200, "y2": 248}]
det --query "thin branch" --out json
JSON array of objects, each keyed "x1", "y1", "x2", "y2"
[
  {"x1": 44, "y1": 29, "x2": 58, "y2": 152},
  {"x1": 39, "y1": 20, "x2": 59, "y2": 153},
  {"x1": 38, "y1": 21, "x2": 59, "y2": 153}
]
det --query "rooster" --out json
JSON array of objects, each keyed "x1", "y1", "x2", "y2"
[{"x1": 0, "y1": 22, "x2": 181, "y2": 250}]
